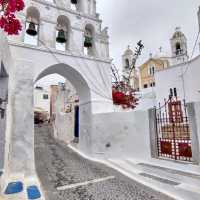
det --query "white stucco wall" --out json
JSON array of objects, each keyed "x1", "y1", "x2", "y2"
[
  {"x1": 194, "y1": 102, "x2": 200, "y2": 165},
  {"x1": 54, "y1": 111, "x2": 75, "y2": 143},
  {"x1": 53, "y1": 81, "x2": 77, "y2": 143},
  {"x1": 90, "y1": 111, "x2": 151, "y2": 161},
  {"x1": 155, "y1": 55, "x2": 200, "y2": 105},
  {"x1": 136, "y1": 88, "x2": 156, "y2": 111},
  {"x1": 0, "y1": 30, "x2": 13, "y2": 174},
  {"x1": 0, "y1": 78, "x2": 8, "y2": 170},
  {"x1": 34, "y1": 87, "x2": 50, "y2": 115}
]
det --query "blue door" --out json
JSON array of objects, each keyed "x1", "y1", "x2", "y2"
[{"x1": 74, "y1": 106, "x2": 79, "y2": 138}]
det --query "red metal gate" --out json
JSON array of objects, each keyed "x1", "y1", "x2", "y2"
[{"x1": 156, "y1": 97, "x2": 192, "y2": 162}]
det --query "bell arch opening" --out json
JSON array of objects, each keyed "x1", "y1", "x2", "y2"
[
  {"x1": 24, "y1": 6, "x2": 40, "y2": 46},
  {"x1": 175, "y1": 42, "x2": 181, "y2": 55},
  {"x1": 34, "y1": 63, "x2": 92, "y2": 149},
  {"x1": 56, "y1": 15, "x2": 71, "y2": 51},
  {"x1": 84, "y1": 24, "x2": 96, "y2": 56}
]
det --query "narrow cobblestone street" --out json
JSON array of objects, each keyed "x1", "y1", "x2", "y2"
[{"x1": 35, "y1": 125, "x2": 174, "y2": 200}]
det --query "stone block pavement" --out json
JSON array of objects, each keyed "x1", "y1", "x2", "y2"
[{"x1": 35, "y1": 124, "x2": 174, "y2": 200}]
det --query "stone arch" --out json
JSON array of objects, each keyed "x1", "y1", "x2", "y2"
[
  {"x1": 85, "y1": 24, "x2": 95, "y2": 37},
  {"x1": 26, "y1": 6, "x2": 40, "y2": 23},
  {"x1": 56, "y1": 15, "x2": 71, "y2": 50},
  {"x1": 35, "y1": 63, "x2": 91, "y2": 103},
  {"x1": 24, "y1": 6, "x2": 40, "y2": 45},
  {"x1": 35, "y1": 63, "x2": 92, "y2": 152}
]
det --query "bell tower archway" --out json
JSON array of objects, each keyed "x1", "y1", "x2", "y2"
[{"x1": 0, "y1": 0, "x2": 113, "y2": 198}]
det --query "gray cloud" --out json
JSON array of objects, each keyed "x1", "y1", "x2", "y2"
[{"x1": 97, "y1": 0, "x2": 200, "y2": 68}]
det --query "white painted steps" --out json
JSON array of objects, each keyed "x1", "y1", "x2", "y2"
[
  {"x1": 106, "y1": 159, "x2": 200, "y2": 200},
  {"x1": 126, "y1": 159, "x2": 200, "y2": 188}
]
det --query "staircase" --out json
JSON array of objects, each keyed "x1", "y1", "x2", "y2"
[{"x1": 106, "y1": 158, "x2": 200, "y2": 200}]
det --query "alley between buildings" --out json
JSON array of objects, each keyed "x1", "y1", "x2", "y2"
[{"x1": 35, "y1": 124, "x2": 174, "y2": 200}]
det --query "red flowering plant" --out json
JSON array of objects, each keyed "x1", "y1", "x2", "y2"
[
  {"x1": 112, "y1": 82, "x2": 139, "y2": 109},
  {"x1": 111, "y1": 41, "x2": 144, "y2": 110},
  {"x1": 0, "y1": 0, "x2": 25, "y2": 35}
]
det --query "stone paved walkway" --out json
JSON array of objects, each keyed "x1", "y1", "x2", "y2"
[{"x1": 35, "y1": 124, "x2": 174, "y2": 200}]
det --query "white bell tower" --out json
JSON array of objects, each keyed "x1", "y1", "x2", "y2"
[
  {"x1": 0, "y1": 0, "x2": 113, "y2": 198},
  {"x1": 170, "y1": 27, "x2": 188, "y2": 65},
  {"x1": 122, "y1": 46, "x2": 134, "y2": 81},
  {"x1": 122, "y1": 46, "x2": 139, "y2": 90}
]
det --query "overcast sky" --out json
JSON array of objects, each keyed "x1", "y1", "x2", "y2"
[
  {"x1": 37, "y1": 0, "x2": 200, "y2": 87},
  {"x1": 97, "y1": 0, "x2": 200, "y2": 67}
]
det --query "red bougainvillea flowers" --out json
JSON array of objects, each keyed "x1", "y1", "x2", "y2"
[
  {"x1": 0, "y1": 0, "x2": 25, "y2": 35},
  {"x1": 112, "y1": 84, "x2": 139, "y2": 109}
]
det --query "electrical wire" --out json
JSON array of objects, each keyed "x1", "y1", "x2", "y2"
[
  {"x1": 180, "y1": 30, "x2": 200, "y2": 76},
  {"x1": 38, "y1": 39, "x2": 113, "y2": 104},
  {"x1": 179, "y1": 30, "x2": 200, "y2": 100}
]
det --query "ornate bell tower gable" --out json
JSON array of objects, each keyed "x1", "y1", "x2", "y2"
[
  {"x1": 23, "y1": 0, "x2": 99, "y2": 20},
  {"x1": 21, "y1": 1, "x2": 101, "y2": 26},
  {"x1": 170, "y1": 27, "x2": 188, "y2": 65},
  {"x1": 122, "y1": 46, "x2": 134, "y2": 70},
  {"x1": 15, "y1": 0, "x2": 107, "y2": 57}
]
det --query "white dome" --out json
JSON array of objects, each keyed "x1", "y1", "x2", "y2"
[
  {"x1": 154, "y1": 51, "x2": 169, "y2": 59},
  {"x1": 124, "y1": 45, "x2": 133, "y2": 55},
  {"x1": 172, "y1": 27, "x2": 186, "y2": 39}
]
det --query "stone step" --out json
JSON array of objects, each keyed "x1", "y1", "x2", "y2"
[
  {"x1": 126, "y1": 159, "x2": 200, "y2": 189},
  {"x1": 107, "y1": 159, "x2": 180, "y2": 186},
  {"x1": 106, "y1": 159, "x2": 200, "y2": 200}
]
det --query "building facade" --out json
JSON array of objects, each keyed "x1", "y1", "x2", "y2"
[
  {"x1": 34, "y1": 86, "x2": 50, "y2": 118},
  {"x1": 50, "y1": 85, "x2": 60, "y2": 120},
  {"x1": 52, "y1": 80, "x2": 79, "y2": 144},
  {"x1": 139, "y1": 57, "x2": 169, "y2": 90}
]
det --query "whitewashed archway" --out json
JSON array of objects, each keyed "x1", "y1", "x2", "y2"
[
  {"x1": 1, "y1": 41, "x2": 113, "y2": 198},
  {"x1": 35, "y1": 63, "x2": 92, "y2": 153}
]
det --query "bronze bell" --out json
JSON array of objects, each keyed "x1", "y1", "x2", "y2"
[
  {"x1": 56, "y1": 29, "x2": 67, "y2": 43},
  {"x1": 26, "y1": 22, "x2": 37, "y2": 36},
  {"x1": 84, "y1": 36, "x2": 92, "y2": 48},
  {"x1": 71, "y1": 0, "x2": 77, "y2": 4}
]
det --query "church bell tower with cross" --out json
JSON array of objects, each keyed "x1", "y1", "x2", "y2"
[
  {"x1": 170, "y1": 27, "x2": 188, "y2": 65},
  {"x1": 122, "y1": 46, "x2": 139, "y2": 90}
]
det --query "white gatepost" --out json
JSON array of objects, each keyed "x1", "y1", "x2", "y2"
[{"x1": 1, "y1": 60, "x2": 44, "y2": 199}]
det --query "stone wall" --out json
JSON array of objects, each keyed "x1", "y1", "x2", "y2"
[
  {"x1": 155, "y1": 55, "x2": 200, "y2": 105},
  {"x1": 90, "y1": 110, "x2": 152, "y2": 161},
  {"x1": 187, "y1": 102, "x2": 200, "y2": 165},
  {"x1": 0, "y1": 77, "x2": 8, "y2": 170}
]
